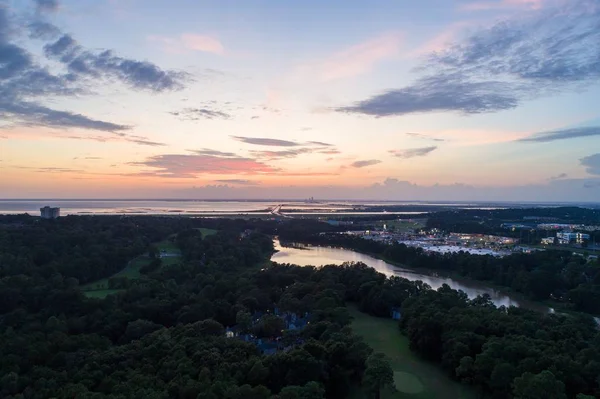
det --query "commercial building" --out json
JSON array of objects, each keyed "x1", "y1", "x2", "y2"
[
  {"x1": 556, "y1": 232, "x2": 590, "y2": 244},
  {"x1": 40, "y1": 206, "x2": 60, "y2": 219},
  {"x1": 541, "y1": 237, "x2": 555, "y2": 245}
]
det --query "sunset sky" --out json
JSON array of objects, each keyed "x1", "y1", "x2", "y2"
[{"x1": 1, "y1": 0, "x2": 600, "y2": 200}]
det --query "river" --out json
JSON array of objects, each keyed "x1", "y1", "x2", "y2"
[{"x1": 271, "y1": 239, "x2": 553, "y2": 313}]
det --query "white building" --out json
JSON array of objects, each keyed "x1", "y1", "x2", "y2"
[
  {"x1": 541, "y1": 237, "x2": 555, "y2": 245},
  {"x1": 40, "y1": 206, "x2": 60, "y2": 219},
  {"x1": 556, "y1": 232, "x2": 590, "y2": 244}
]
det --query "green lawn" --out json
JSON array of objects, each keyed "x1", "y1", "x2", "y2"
[
  {"x1": 80, "y1": 256, "x2": 149, "y2": 296},
  {"x1": 382, "y1": 219, "x2": 426, "y2": 233},
  {"x1": 157, "y1": 239, "x2": 180, "y2": 253},
  {"x1": 196, "y1": 228, "x2": 218, "y2": 237},
  {"x1": 348, "y1": 306, "x2": 475, "y2": 399},
  {"x1": 81, "y1": 237, "x2": 184, "y2": 298}
]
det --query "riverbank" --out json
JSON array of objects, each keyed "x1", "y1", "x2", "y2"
[
  {"x1": 345, "y1": 247, "x2": 600, "y2": 318},
  {"x1": 273, "y1": 239, "x2": 600, "y2": 321},
  {"x1": 351, "y1": 248, "x2": 555, "y2": 309}
]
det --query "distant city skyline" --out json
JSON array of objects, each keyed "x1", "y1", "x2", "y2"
[{"x1": 1, "y1": 0, "x2": 600, "y2": 200}]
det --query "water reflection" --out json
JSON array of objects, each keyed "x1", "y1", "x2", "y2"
[{"x1": 272, "y1": 239, "x2": 551, "y2": 313}]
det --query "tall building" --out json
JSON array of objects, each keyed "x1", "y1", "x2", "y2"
[{"x1": 40, "y1": 206, "x2": 60, "y2": 219}]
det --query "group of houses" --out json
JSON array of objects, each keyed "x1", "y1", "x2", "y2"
[{"x1": 225, "y1": 307, "x2": 311, "y2": 355}]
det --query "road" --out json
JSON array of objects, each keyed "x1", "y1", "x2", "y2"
[{"x1": 270, "y1": 204, "x2": 292, "y2": 218}]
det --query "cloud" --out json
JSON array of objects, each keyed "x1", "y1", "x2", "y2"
[
  {"x1": 390, "y1": 146, "x2": 437, "y2": 159},
  {"x1": 250, "y1": 148, "x2": 315, "y2": 160},
  {"x1": 14, "y1": 165, "x2": 85, "y2": 173},
  {"x1": 580, "y1": 154, "x2": 600, "y2": 176},
  {"x1": 409, "y1": 22, "x2": 474, "y2": 57},
  {"x1": 406, "y1": 132, "x2": 445, "y2": 142},
  {"x1": 169, "y1": 177, "x2": 600, "y2": 201},
  {"x1": 337, "y1": 75, "x2": 521, "y2": 116},
  {"x1": 351, "y1": 159, "x2": 382, "y2": 168},
  {"x1": 127, "y1": 138, "x2": 165, "y2": 147},
  {"x1": 316, "y1": 33, "x2": 403, "y2": 81},
  {"x1": 44, "y1": 34, "x2": 187, "y2": 92},
  {"x1": 149, "y1": 34, "x2": 225, "y2": 55},
  {"x1": 584, "y1": 181, "x2": 600, "y2": 188},
  {"x1": 337, "y1": 1, "x2": 600, "y2": 117},
  {"x1": 549, "y1": 173, "x2": 567, "y2": 180},
  {"x1": 461, "y1": 0, "x2": 548, "y2": 11},
  {"x1": 0, "y1": 101, "x2": 130, "y2": 132},
  {"x1": 308, "y1": 141, "x2": 334, "y2": 146},
  {"x1": 181, "y1": 34, "x2": 224, "y2": 54},
  {"x1": 214, "y1": 179, "x2": 259, "y2": 185},
  {"x1": 57, "y1": 132, "x2": 164, "y2": 147},
  {"x1": 319, "y1": 149, "x2": 341, "y2": 155},
  {"x1": 232, "y1": 136, "x2": 300, "y2": 147},
  {"x1": 130, "y1": 153, "x2": 279, "y2": 178},
  {"x1": 37, "y1": 167, "x2": 83, "y2": 173},
  {"x1": 34, "y1": 0, "x2": 59, "y2": 13},
  {"x1": 0, "y1": 4, "x2": 187, "y2": 133},
  {"x1": 189, "y1": 149, "x2": 238, "y2": 157},
  {"x1": 28, "y1": 21, "x2": 61, "y2": 40},
  {"x1": 170, "y1": 107, "x2": 231, "y2": 120},
  {"x1": 517, "y1": 126, "x2": 600, "y2": 143}
]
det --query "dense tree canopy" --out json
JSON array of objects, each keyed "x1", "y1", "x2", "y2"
[{"x1": 1, "y1": 215, "x2": 599, "y2": 398}]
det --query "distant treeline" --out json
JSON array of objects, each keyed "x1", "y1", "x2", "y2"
[{"x1": 425, "y1": 207, "x2": 600, "y2": 237}]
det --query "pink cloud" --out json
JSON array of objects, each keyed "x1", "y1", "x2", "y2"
[
  {"x1": 409, "y1": 22, "x2": 474, "y2": 57},
  {"x1": 181, "y1": 34, "x2": 225, "y2": 55},
  {"x1": 149, "y1": 34, "x2": 225, "y2": 55},
  {"x1": 307, "y1": 33, "x2": 403, "y2": 81},
  {"x1": 130, "y1": 154, "x2": 279, "y2": 178}
]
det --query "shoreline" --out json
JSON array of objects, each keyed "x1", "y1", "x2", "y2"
[{"x1": 277, "y1": 240, "x2": 600, "y2": 319}]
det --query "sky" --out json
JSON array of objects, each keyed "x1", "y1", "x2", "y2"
[{"x1": 1, "y1": 0, "x2": 600, "y2": 201}]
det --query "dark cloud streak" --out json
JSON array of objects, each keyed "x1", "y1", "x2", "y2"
[
  {"x1": 189, "y1": 149, "x2": 238, "y2": 157},
  {"x1": 351, "y1": 159, "x2": 381, "y2": 168},
  {"x1": 170, "y1": 108, "x2": 231, "y2": 120},
  {"x1": 44, "y1": 34, "x2": 187, "y2": 92},
  {"x1": 517, "y1": 126, "x2": 600, "y2": 143},
  {"x1": 0, "y1": 101, "x2": 130, "y2": 131},
  {"x1": 390, "y1": 146, "x2": 437, "y2": 159},
  {"x1": 232, "y1": 136, "x2": 300, "y2": 147}
]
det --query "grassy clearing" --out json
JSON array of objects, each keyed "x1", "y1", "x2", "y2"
[
  {"x1": 81, "y1": 237, "x2": 184, "y2": 299},
  {"x1": 380, "y1": 219, "x2": 426, "y2": 233},
  {"x1": 80, "y1": 256, "x2": 148, "y2": 293},
  {"x1": 348, "y1": 305, "x2": 474, "y2": 399},
  {"x1": 195, "y1": 228, "x2": 218, "y2": 237},
  {"x1": 81, "y1": 230, "x2": 217, "y2": 299},
  {"x1": 157, "y1": 239, "x2": 180, "y2": 254}
]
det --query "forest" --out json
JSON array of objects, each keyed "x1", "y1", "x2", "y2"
[{"x1": 1, "y1": 215, "x2": 599, "y2": 398}]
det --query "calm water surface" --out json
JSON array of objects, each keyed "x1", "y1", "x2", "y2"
[{"x1": 271, "y1": 239, "x2": 552, "y2": 313}]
